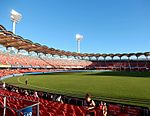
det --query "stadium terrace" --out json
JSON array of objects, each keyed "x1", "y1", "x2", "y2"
[{"x1": 0, "y1": 25, "x2": 150, "y2": 71}]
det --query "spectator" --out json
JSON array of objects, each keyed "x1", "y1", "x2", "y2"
[
  {"x1": 103, "y1": 103, "x2": 107, "y2": 116},
  {"x1": 97, "y1": 101, "x2": 104, "y2": 116},
  {"x1": 84, "y1": 93, "x2": 96, "y2": 116},
  {"x1": 56, "y1": 95, "x2": 63, "y2": 103},
  {"x1": 24, "y1": 90, "x2": 29, "y2": 96},
  {"x1": 11, "y1": 87, "x2": 16, "y2": 92},
  {"x1": 33, "y1": 91, "x2": 39, "y2": 98},
  {"x1": 84, "y1": 93, "x2": 96, "y2": 110},
  {"x1": 99, "y1": 101, "x2": 103, "y2": 112},
  {"x1": 50, "y1": 94, "x2": 54, "y2": 101},
  {"x1": 16, "y1": 88, "x2": 19, "y2": 93},
  {"x1": 2, "y1": 81, "x2": 6, "y2": 89}
]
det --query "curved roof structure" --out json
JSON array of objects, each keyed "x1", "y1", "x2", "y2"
[{"x1": 0, "y1": 24, "x2": 150, "y2": 59}]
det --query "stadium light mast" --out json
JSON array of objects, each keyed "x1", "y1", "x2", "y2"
[
  {"x1": 75, "y1": 34, "x2": 83, "y2": 53},
  {"x1": 10, "y1": 9, "x2": 22, "y2": 34}
]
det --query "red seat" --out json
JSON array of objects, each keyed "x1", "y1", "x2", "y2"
[{"x1": 108, "y1": 104, "x2": 122, "y2": 115}]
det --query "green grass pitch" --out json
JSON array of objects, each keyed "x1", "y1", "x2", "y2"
[{"x1": 3, "y1": 71, "x2": 150, "y2": 108}]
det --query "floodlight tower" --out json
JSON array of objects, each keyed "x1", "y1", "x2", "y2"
[
  {"x1": 75, "y1": 34, "x2": 83, "y2": 53},
  {"x1": 10, "y1": 9, "x2": 22, "y2": 34}
]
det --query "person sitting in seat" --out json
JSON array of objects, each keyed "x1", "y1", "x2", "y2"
[
  {"x1": 84, "y1": 93, "x2": 96, "y2": 110},
  {"x1": 56, "y1": 95, "x2": 63, "y2": 103},
  {"x1": 99, "y1": 101, "x2": 103, "y2": 110},
  {"x1": 2, "y1": 82, "x2": 6, "y2": 90},
  {"x1": 15, "y1": 88, "x2": 19, "y2": 93},
  {"x1": 24, "y1": 90, "x2": 29, "y2": 96},
  {"x1": 103, "y1": 103, "x2": 107, "y2": 116},
  {"x1": 84, "y1": 93, "x2": 96, "y2": 116},
  {"x1": 33, "y1": 91, "x2": 39, "y2": 98}
]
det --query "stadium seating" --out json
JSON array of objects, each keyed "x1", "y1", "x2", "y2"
[
  {"x1": 108, "y1": 104, "x2": 122, "y2": 115},
  {"x1": 0, "y1": 89, "x2": 144, "y2": 116},
  {"x1": 0, "y1": 51, "x2": 92, "y2": 69},
  {"x1": 0, "y1": 50, "x2": 149, "y2": 71},
  {"x1": 0, "y1": 89, "x2": 88, "y2": 116},
  {"x1": 89, "y1": 60, "x2": 148, "y2": 71}
]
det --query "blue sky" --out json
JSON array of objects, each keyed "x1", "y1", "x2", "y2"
[{"x1": 0, "y1": 0, "x2": 150, "y2": 54}]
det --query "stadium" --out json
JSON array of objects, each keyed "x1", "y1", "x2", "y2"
[
  {"x1": 0, "y1": 1, "x2": 150, "y2": 116},
  {"x1": 0, "y1": 24, "x2": 150, "y2": 116}
]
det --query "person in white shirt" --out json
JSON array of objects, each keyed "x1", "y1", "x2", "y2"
[
  {"x1": 34, "y1": 91, "x2": 39, "y2": 98},
  {"x1": 103, "y1": 103, "x2": 107, "y2": 116},
  {"x1": 56, "y1": 95, "x2": 63, "y2": 103},
  {"x1": 2, "y1": 82, "x2": 6, "y2": 89}
]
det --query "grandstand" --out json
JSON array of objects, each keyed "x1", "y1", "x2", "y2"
[
  {"x1": 0, "y1": 24, "x2": 150, "y2": 116},
  {"x1": 0, "y1": 25, "x2": 150, "y2": 70}
]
